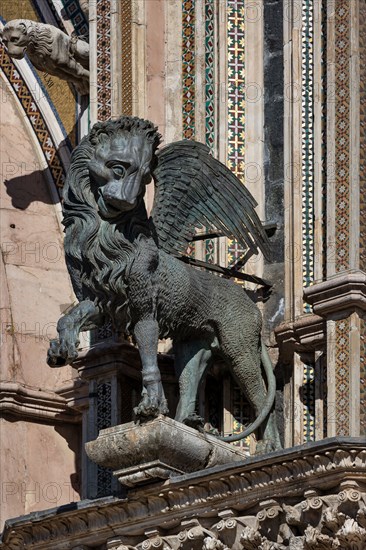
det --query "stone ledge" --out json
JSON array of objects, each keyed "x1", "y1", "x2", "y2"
[
  {"x1": 1, "y1": 438, "x2": 365, "y2": 549},
  {"x1": 85, "y1": 416, "x2": 248, "y2": 487},
  {"x1": 275, "y1": 314, "x2": 325, "y2": 359},
  {"x1": 0, "y1": 381, "x2": 80, "y2": 424},
  {"x1": 304, "y1": 270, "x2": 366, "y2": 317}
]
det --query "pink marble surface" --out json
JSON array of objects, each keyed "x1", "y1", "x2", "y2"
[{"x1": 0, "y1": 75, "x2": 80, "y2": 525}]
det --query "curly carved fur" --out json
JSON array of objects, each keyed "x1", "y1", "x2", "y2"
[{"x1": 2, "y1": 19, "x2": 89, "y2": 94}]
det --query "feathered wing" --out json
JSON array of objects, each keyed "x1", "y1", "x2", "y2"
[{"x1": 151, "y1": 140, "x2": 271, "y2": 260}]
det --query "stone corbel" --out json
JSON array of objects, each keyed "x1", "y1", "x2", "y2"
[
  {"x1": 300, "y1": 489, "x2": 326, "y2": 526},
  {"x1": 304, "y1": 270, "x2": 366, "y2": 317},
  {"x1": 275, "y1": 314, "x2": 326, "y2": 361},
  {"x1": 1, "y1": 19, "x2": 89, "y2": 95},
  {"x1": 177, "y1": 520, "x2": 217, "y2": 550},
  {"x1": 337, "y1": 481, "x2": 363, "y2": 518}
]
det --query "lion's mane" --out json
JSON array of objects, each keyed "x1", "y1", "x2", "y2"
[
  {"x1": 62, "y1": 117, "x2": 161, "y2": 326},
  {"x1": 4, "y1": 20, "x2": 53, "y2": 58}
]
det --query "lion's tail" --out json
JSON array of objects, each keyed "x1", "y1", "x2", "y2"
[{"x1": 218, "y1": 340, "x2": 276, "y2": 443}]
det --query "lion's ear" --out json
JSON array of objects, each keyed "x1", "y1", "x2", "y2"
[{"x1": 19, "y1": 22, "x2": 28, "y2": 35}]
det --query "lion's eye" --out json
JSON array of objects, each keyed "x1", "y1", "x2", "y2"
[{"x1": 112, "y1": 165, "x2": 125, "y2": 178}]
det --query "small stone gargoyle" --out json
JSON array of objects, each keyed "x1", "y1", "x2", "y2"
[
  {"x1": 1, "y1": 19, "x2": 89, "y2": 95},
  {"x1": 47, "y1": 116, "x2": 281, "y2": 451}
]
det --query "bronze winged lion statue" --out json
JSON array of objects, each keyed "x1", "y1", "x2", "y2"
[{"x1": 48, "y1": 116, "x2": 281, "y2": 451}]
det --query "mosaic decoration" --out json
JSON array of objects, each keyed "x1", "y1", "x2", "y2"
[
  {"x1": 0, "y1": 43, "x2": 66, "y2": 191},
  {"x1": 227, "y1": 1, "x2": 245, "y2": 269},
  {"x1": 227, "y1": 238, "x2": 246, "y2": 268},
  {"x1": 121, "y1": 0, "x2": 132, "y2": 115},
  {"x1": 61, "y1": 0, "x2": 89, "y2": 38},
  {"x1": 301, "y1": 0, "x2": 314, "y2": 312},
  {"x1": 97, "y1": 0, "x2": 112, "y2": 121},
  {"x1": 227, "y1": 1, "x2": 245, "y2": 180},
  {"x1": 204, "y1": 0, "x2": 215, "y2": 263},
  {"x1": 182, "y1": 0, "x2": 196, "y2": 139},
  {"x1": 35, "y1": 0, "x2": 88, "y2": 37},
  {"x1": 334, "y1": 1, "x2": 350, "y2": 272},
  {"x1": 360, "y1": 0, "x2": 366, "y2": 273},
  {"x1": 361, "y1": 319, "x2": 366, "y2": 437},
  {"x1": 182, "y1": 0, "x2": 196, "y2": 256},
  {"x1": 96, "y1": 380, "x2": 113, "y2": 497},
  {"x1": 335, "y1": 318, "x2": 350, "y2": 436},
  {"x1": 302, "y1": 363, "x2": 315, "y2": 442},
  {"x1": 205, "y1": 238, "x2": 215, "y2": 264},
  {"x1": 31, "y1": 0, "x2": 67, "y2": 33},
  {"x1": 205, "y1": 0, "x2": 215, "y2": 152}
]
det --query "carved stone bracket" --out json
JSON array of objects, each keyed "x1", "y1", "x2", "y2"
[
  {"x1": 275, "y1": 314, "x2": 326, "y2": 361},
  {"x1": 304, "y1": 270, "x2": 366, "y2": 317}
]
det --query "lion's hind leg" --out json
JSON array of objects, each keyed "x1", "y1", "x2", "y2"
[
  {"x1": 226, "y1": 346, "x2": 281, "y2": 452},
  {"x1": 174, "y1": 339, "x2": 212, "y2": 428}
]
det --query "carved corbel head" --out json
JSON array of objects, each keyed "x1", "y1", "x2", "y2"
[{"x1": 1, "y1": 20, "x2": 29, "y2": 60}]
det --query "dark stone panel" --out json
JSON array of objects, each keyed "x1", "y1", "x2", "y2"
[{"x1": 263, "y1": 0, "x2": 284, "y2": 339}]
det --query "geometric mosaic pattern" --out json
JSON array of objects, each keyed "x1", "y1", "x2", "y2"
[
  {"x1": 204, "y1": 0, "x2": 215, "y2": 264},
  {"x1": 121, "y1": 0, "x2": 132, "y2": 116},
  {"x1": 301, "y1": 0, "x2": 314, "y2": 311},
  {"x1": 182, "y1": 0, "x2": 196, "y2": 257},
  {"x1": 205, "y1": 0, "x2": 215, "y2": 153},
  {"x1": 335, "y1": 318, "x2": 350, "y2": 436},
  {"x1": 0, "y1": 43, "x2": 66, "y2": 192},
  {"x1": 334, "y1": 0, "x2": 350, "y2": 272},
  {"x1": 302, "y1": 363, "x2": 315, "y2": 442},
  {"x1": 38, "y1": 1, "x2": 66, "y2": 33},
  {"x1": 97, "y1": 0, "x2": 112, "y2": 121},
  {"x1": 227, "y1": 1, "x2": 246, "y2": 268},
  {"x1": 182, "y1": 0, "x2": 196, "y2": 139},
  {"x1": 61, "y1": 0, "x2": 89, "y2": 38},
  {"x1": 227, "y1": 0, "x2": 245, "y2": 181},
  {"x1": 228, "y1": 239, "x2": 246, "y2": 268}
]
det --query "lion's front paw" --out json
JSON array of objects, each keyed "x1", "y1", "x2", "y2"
[
  {"x1": 134, "y1": 394, "x2": 169, "y2": 421},
  {"x1": 47, "y1": 337, "x2": 79, "y2": 367}
]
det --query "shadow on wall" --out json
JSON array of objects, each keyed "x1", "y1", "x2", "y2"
[
  {"x1": 4, "y1": 169, "x2": 60, "y2": 209},
  {"x1": 2, "y1": 125, "x2": 82, "y2": 209}
]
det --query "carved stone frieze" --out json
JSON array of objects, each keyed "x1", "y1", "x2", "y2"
[{"x1": 0, "y1": 439, "x2": 365, "y2": 550}]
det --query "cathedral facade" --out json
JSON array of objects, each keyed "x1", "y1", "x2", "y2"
[{"x1": 0, "y1": 1, "x2": 365, "y2": 548}]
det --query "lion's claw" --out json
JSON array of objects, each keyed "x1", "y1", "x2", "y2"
[{"x1": 134, "y1": 394, "x2": 169, "y2": 421}]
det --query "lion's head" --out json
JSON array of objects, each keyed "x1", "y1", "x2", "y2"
[
  {"x1": 87, "y1": 118, "x2": 161, "y2": 218},
  {"x1": 1, "y1": 20, "x2": 53, "y2": 60},
  {"x1": 1, "y1": 20, "x2": 29, "y2": 59},
  {"x1": 62, "y1": 116, "x2": 161, "y2": 310}
]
